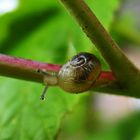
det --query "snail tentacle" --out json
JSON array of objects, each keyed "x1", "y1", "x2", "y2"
[{"x1": 38, "y1": 52, "x2": 101, "y2": 98}]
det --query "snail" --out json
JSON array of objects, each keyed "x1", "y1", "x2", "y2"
[
  {"x1": 58, "y1": 52, "x2": 101, "y2": 93},
  {"x1": 38, "y1": 52, "x2": 101, "y2": 100}
]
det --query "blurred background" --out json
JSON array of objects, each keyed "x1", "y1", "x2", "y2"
[{"x1": 0, "y1": 0, "x2": 140, "y2": 140}]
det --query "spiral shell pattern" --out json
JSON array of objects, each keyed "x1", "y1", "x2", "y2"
[{"x1": 58, "y1": 52, "x2": 101, "y2": 93}]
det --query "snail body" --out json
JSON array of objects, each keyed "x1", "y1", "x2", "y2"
[
  {"x1": 39, "y1": 52, "x2": 101, "y2": 100},
  {"x1": 58, "y1": 52, "x2": 101, "y2": 93}
]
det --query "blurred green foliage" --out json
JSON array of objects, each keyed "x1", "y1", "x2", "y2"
[{"x1": 1, "y1": 0, "x2": 140, "y2": 140}]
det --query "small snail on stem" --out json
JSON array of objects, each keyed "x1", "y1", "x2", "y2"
[{"x1": 38, "y1": 52, "x2": 101, "y2": 100}]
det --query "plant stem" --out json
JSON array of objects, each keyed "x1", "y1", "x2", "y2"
[
  {"x1": 59, "y1": 0, "x2": 140, "y2": 94},
  {"x1": 0, "y1": 53, "x2": 115, "y2": 87},
  {"x1": 94, "y1": 71, "x2": 116, "y2": 87},
  {"x1": 0, "y1": 54, "x2": 61, "y2": 83}
]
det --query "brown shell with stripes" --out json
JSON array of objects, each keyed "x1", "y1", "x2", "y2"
[{"x1": 58, "y1": 52, "x2": 101, "y2": 93}]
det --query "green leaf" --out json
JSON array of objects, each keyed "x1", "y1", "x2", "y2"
[
  {"x1": 86, "y1": 0, "x2": 119, "y2": 30},
  {"x1": 0, "y1": 78, "x2": 80, "y2": 140}
]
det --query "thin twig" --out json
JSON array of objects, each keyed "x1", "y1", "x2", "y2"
[{"x1": 0, "y1": 54, "x2": 61, "y2": 83}]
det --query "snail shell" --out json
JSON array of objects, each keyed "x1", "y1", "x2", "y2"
[{"x1": 58, "y1": 52, "x2": 101, "y2": 93}]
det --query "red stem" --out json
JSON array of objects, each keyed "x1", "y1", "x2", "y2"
[
  {"x1": 0, "y1": 54, "x2": 116, "y2": 86},
  {"x1": 99, "y1": 71, "x2": 116, "y2": 81},
  {"x1": 0, "y1": 54, "x2": 61, "y2": 83},
  {"x1": 95, "y1": 71, "x2": 116, "y2": 87}
]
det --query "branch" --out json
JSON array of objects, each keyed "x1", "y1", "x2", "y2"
[
  {"x1": 0, "y1": 54, "x2": 61, "y2": 83},
  {"x1": 1, "y1": 0, "x2": 140, "y2": 97},
  {"x1": 0, "y1": 54, "x2": 115, "y2": 88},
  {"x1": 1, "y1": 54, "x2": 139, "y2": 97},
  {"x1": 59, "y1": 0, "x2": 140, "y2": 96}
]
